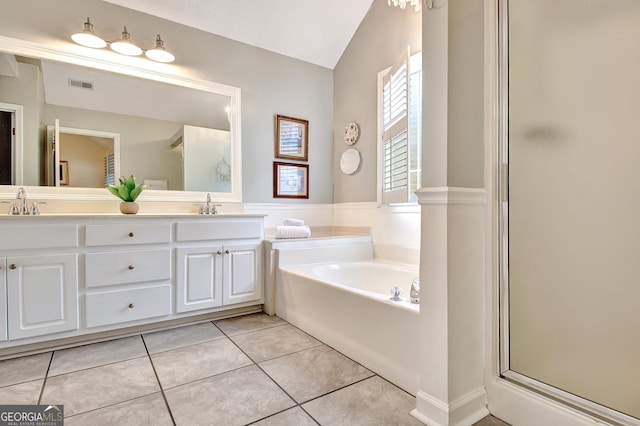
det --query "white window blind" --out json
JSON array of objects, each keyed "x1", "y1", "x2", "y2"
[
  {"x1": 381, "y1": 51, "x2": 409, "y2": 204},
  {"x1": 379, "y1": 50, "x2": 422, "y2": 205},
  {"x1": 104, "y1": 154, "x2": 115, "y2": 186}
]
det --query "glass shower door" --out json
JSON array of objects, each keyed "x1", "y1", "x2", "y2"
[{"x1": 503, "y1": 0, "x2": 640, "y2": 423}]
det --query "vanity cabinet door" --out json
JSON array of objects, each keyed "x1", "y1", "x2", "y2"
[
  {"x1": 6, "y1": 254, "x2": 78, "y2": 340},
  {"x1": 0, "y1": 258, "x2": 6, "y2": 342},
  {"x1": 176, "y1": 246, "x2": 224, "y2": 313},
  {"x1": 223, "y1": 243, "x2": 263, "y2": 306}
]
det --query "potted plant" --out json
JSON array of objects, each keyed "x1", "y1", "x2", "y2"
[{"x1": 108, "y1": 175, "x2": 145, "y2": 214}]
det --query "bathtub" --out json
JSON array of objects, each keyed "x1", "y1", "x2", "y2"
[{"x1": 276, "y1": 259, "x2": 420, "y2": 395}]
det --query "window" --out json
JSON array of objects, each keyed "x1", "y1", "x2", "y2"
[
  {"x1": 378, "y1": 51, "x2": 422, "y2": 204},
  {"x1": 104, "y1": 154, "x2": 115, "y2": 186}
]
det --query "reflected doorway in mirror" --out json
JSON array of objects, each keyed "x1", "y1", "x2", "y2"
[{"x1": 59, "y1": 161, "x2": 69, "y2": 186}]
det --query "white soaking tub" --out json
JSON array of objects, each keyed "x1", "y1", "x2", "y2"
[{"x1": 276, "y1": 259, "x2": 420, "y2": 395}]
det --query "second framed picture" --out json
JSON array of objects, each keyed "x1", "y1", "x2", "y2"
[
  {"x1": 273, "y1": 162, "x2": 309, "y2": 199},
  {"x1": 275, "y1": 115, "x2": 308, "y2": 161}
]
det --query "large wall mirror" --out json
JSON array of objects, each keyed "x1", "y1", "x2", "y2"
[{"x1": 0, "y1": 35, "x2": 241, "y2": 202}]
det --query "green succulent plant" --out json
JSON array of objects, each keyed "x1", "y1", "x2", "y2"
[{"x1": 107, "y1": 175, "x2": 145, "y2": 202}]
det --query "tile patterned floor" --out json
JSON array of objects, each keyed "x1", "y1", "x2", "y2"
[{"x1": 0, "y1": 313, "x2": 509, "y2": 425}]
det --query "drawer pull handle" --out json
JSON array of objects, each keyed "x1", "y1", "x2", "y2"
[
  {"x1": 128, "y1": 232, "x2": 135, "y2": 237},
  {"x1": 128, "y1": 265, "x2": 135, "y2": 270},
  {"x1": 128, "y1": 303, "x2": 135, "y2": 309},
  {"x1": 225, "y1": 249, "x2": 230, "y2": 254},
  {"x1": 9, "y1": 264, "x2": 17, "y2": 270},
  {"x1": 217, "y1": 250, "x2": 222, "y2": 255}
]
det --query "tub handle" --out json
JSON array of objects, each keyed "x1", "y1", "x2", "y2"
[
  {"x1": 410, "y1": 278, "x2": 420, "y2": 304},
  {"x1": 390, "y1": 285, "x2": 403, "y2": 302}
]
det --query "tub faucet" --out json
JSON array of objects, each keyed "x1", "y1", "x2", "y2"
[
  {"x1": 410, "y1": 277, "x2": 420, "y2": 304},
  {"x1": 390, "y1": 285, "x2": 403, "y2": 302}
]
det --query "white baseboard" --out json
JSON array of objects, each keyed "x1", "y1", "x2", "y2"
[{"x1": 412, "y1": 387, "x2": 489, "y2": 426}]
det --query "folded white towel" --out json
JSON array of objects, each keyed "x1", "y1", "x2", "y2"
[
  {"x1": 276, "y1": 225, "x2": 311, "y2": 239},
  {"x1": 283, "y1": 218, "x2": 305, "y2": 226}
]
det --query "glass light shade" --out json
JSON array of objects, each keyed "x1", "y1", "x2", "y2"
[
  {"x1": 71, "y1": 18, "x2": 107, "y2": 48},
  {"x1": 145, "y1": 34, "x2": 175, "y2": 63},
  {"x1": 110, "y1": 26, "x2": 142, "y2": 56}
]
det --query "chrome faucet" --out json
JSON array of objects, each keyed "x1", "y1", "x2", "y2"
[
  {"x1": 5, "y1": 187, "x2": 44, "y2": 215},
  {"x1": 199, "y1": 193, "x2": 218, "y2": 215},
  {"x1": 16, "y1": 187, "x2": 28, "y2": 215}
]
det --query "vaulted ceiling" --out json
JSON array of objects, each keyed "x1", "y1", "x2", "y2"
[{"x1": 102, "y1": 0, "x2": 375, "y2": 69}]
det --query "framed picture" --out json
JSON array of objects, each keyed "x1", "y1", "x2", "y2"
[
  {"x1": 59, "y1": 160, "x2": 69, "y2": 185},
  {"x1": 273, "y1": 162, "x2": 309, "y2": 199},
  {"x1": 275, "y1": 115, "x2": 308, "y2": 161}
]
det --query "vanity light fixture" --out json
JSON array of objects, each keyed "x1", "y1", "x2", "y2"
[
  {"x1": 71, "y1": 17, "x2": 175, "y2": 63},
  {"x1": 387, "y1": 0, "x2": 433, "y2": 12}
]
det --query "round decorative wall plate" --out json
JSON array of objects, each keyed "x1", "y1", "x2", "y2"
[
  {"x1": 344, "y1": 122, "x2": 360, "y2": 145},
  {"x1": 340, "y1": 148, "x2": 361, "y2": 175}
]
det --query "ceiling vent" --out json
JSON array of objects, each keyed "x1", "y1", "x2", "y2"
[{"x1": 68, "y1": 78, "x2": 94, "y2": 90}]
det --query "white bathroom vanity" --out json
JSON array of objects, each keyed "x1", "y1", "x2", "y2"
[{"x1": 0, "y1": 214, "x2": 264, "y2": 356}]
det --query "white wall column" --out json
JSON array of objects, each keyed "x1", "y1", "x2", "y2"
[
  {"x1": 412, "y1": 0, "x2": 488, "y2": 424},
  {"x1": 412, "y1": 187, "x2": 487, "y2": 426}
]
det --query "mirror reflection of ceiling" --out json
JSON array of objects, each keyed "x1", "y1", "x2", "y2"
[{"x1": 34, "y1": 57, "x2": 230, "y2": 131}]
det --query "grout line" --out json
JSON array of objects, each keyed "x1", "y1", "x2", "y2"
[
  {"x1": 299, "y1": 374, "x2": 376, "y2": 405},
  {"x1": 25, "y1": 313, "x2": 414, "y2": 425},
  {"x1": 219, "y1": 316, "x2": 381, "y2": 426},
  {"x1": 158, "y1": 361, "x2": 254, "y2": 392},
  {"x1": 218, "y1": 321, "x2": 311, "y2": 423},
  {"x1": 214, "y1": 322, "x2": 286, "y2": 338},
  {"x1": 37, "y1": 351, "x2": 54, "y2": 405},
  {"x1": 141, "y1": 334, "x2": 177, "y2": 426},
  {"x1": 45, "y1": 354, "x2": 149, "y2": 378},
  {"x1": 60, "y1": 392, "x2": 162, "y2": 421}
]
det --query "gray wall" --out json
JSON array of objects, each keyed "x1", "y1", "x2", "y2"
[
  {"x1": 333, "y1": 0, "x2": 421, "y2": 203},
  {"x1": 446, "y1": 0, "x2": 484, "y2": 188},
  {"x1": 0, "y1": 0, "x2": 334, "y2": 203}
]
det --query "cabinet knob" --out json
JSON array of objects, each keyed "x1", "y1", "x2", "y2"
[
  {"x1": 128, "y1": 265, "x2": 135, "y2": 270},
  {"x1": 9, "y1": 264, "x2": 16, "y2": 270},
  {"x1": 128, "y1": 303, "x2": 135, "y2": 309},
  {"x1": 217, "y1": 250, "x2": 222, "y2": 255},
  {"x1": 128, "y1": 232, "x2": 134, "y2": 237},
  {"x1": 225, "y1": 249, "x2": 230, "y2": 254}
]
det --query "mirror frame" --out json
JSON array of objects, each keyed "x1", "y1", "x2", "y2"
[{"x1": 0, "y1": 35, "x2": 242, "y2": 203}]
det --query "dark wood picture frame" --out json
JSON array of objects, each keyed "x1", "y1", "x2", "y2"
[
  {"x1": 275, "y1": 115, "x2": 308, "y2": 161},
  {"x1": 273, "y1": 161, "x2": 309, "y2": 199}
]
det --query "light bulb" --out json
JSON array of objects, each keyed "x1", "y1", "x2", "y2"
[
  {"x1": 110, "y1": 26, "x2": 142, "y2": 56},
  {"x1": 145, "y1": 34, "x2": 175, "y2": 63},
  {"x1": 71, "y1": 18, "x2": 107, "y2": 49}
]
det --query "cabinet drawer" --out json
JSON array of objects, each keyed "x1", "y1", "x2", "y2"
[
  {"x1": 86, "y1": 223, "x2": 170, "y2": 246},
  {"x1": 85, "y1": 284, "x2": 170, "y2": 328},
  {"x1": 85, "y1": 249, "x2": 170, "y2": 288},
  {"x1": 0, "y1": 225, "x2": 78, "y2": 250},
  {"x1": 176, "y1": 221, "x2": 262, "y2": 242}
]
